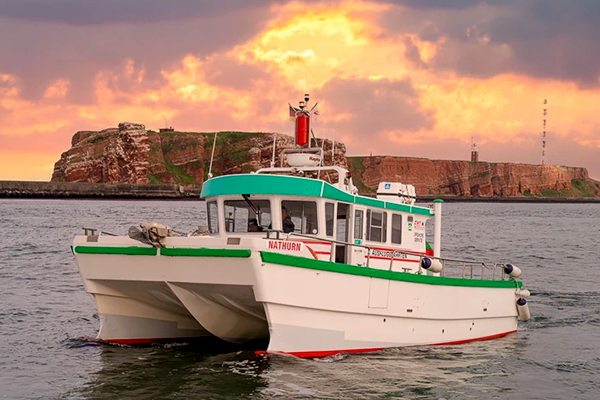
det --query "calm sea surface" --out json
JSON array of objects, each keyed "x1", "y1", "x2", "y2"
[{"x1": 1, "y1": 199, "x2": 599, "y2": 399}]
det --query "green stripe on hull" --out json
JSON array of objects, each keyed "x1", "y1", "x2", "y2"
[
  {"x1": 74, "y1": 246, "x2": 157, "y2": 255},
  {"x1": 74, "y1": 246, "x2": 251, "y2": 258},
  {"x1": 260, "y1": 251, "x2": 522, "y2": 289},
  {"x1": 160, "y1": 248, "x2": 251, "y2": 257}
]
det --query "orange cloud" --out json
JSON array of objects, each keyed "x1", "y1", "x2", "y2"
[
  {"x1": 236, "y1": 1, "x2": 401, "y2": 89},
  {"x1": 2, "y1": 0, "x2": 600, "y2": 181},
  {"x1": 417, "y1": 73, "x2": 600, "y2": 146},
  {"x1": 44, "y1": 79, "x2": 70, "y2": 99},
  {"x1": 1, "y1": 74, "x2": 73, "y2": 136}
]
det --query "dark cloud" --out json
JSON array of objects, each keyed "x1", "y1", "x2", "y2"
[
  {"x1": 384, "y1": 0, "x2": 515, "y2": 9},
  {"x1": 316, "y1": 77, "x2": 435, "y2": 140},
  {"x1": 482, "y1": 1, "x2": 600, "y2": 85},
  {"x1": 381, "y1": 0, "x2": 600, "y2": 86},
  {"x1": 203, "y1": 55, "x2": 270, "y2": 91},
  {"x1": 403, "y1": 36, "x2": 428, "y2": 69},
  {"x1": 0, "y1": 5, "x2": 271, "y2": 102},
  {"x1": 0, "y1": 0, "x2": 272, "y2": 25}
]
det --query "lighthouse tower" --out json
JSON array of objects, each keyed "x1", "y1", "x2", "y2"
[{"x1": 471, "y1": 137, "x2": 479, "y2": 162}]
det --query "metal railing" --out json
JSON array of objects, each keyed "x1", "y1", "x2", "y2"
[{"x1": 264, "y1": 230, "x2": 507, "y2": 281}]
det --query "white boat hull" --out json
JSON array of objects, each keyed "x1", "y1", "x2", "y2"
[
  {"x1": 73, "y1": 236, "x2": 521, "y2": 356},
  {"x1": 265, "y1": 304, "x2": 516, "y2": 357},
  {"x1": 256, "y1": 255, "x2": 518, "y2": 356}
]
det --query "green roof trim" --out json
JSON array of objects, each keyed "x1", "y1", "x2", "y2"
[
  {"x1": 322, "y1": 184, "x2": 355, "y2": 203},
  {"x1": 385, "y1": 202, "x2": 418, "y2": 213},
  {"x1": 201, "y1": 174, "x2": 323, "y2": 198},
  {"x1": 160, "y1": 248, "x2": 251, "y2": 258},
  {"x1": 355, "y1": 196, "x2": 381, "y2": 208},
  {"x1": 74, "y1": 246, "x2": 157, "y2": 256},
  {"x1": 260, "y1": 251, "x2": 522, "y2": 289},
  {"x1": 202, "y1": 174, "x2": 433, "y2": 216}
]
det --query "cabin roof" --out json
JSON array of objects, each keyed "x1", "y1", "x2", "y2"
[{"x1": 200, "y1": 174, "x2": 434, "y2": 216}]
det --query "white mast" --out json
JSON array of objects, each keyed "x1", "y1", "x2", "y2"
[
  {"x1": 207, "y1": 132, "x2": 218, "y2": 179},
  {"x1": 271, "y1": 134, "x2": 276, "y2": 168}
]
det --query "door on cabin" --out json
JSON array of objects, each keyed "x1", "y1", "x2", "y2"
[
  {"x1": 335, "y1": 203, "x2": 350, "y2": 263},
  {"x1": 349, "y1": 206, "x2": 367, "y2": 266}
]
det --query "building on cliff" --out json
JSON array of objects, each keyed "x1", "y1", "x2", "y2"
[{"x1": 471, "y1": 137, "x2": 479, "y2": 163}]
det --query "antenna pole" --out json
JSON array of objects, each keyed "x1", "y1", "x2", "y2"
[
  {"x1": 542, "y1": 99, "x2": 547, "y2": 165},
  {"x1": 207, "y1": 132, "x2": 218, "y2": 179},
  {"x1": 310, "y1": 128, "x2": 321, "y2": 180},
  {"x1": 331, "y1": 133, "x2": 335, "y2": 166},
  {"x1": 271, "y1": 134, "x2": 277, "y2": 168},
  {"x1": 310, "y1": 129, "x2": 319, "y2": 157}
]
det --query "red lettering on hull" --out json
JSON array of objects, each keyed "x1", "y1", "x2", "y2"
[{"x1": 267, "y1": 240, "x2": 302, "y2": 251}]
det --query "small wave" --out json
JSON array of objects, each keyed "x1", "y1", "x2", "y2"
[
  {"x1": 61, "y1": 336, "x2": 102, "y2": 349},
  {"x1": 314, "y1": 352, "x2": 349, "y2": 362}
]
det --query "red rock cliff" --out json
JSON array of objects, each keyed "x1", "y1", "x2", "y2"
[
  {"x1": 52, "y1": 122, "x2": 346, "y2": 186},
  {"x1": 348, "y1": 156, "x2": 599, "y2": 197},
  {"x1": 52, "y1": 122, "x2": 598, "y2": 197},
  {"x1": 52, "y1": 122, "x2": 151, "y2": 184}
]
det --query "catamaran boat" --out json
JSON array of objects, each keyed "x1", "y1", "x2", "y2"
[{"x1": 72, "y1": 95, "x2": 530, "y2": 358}]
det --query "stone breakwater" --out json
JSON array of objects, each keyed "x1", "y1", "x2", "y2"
[
  {"x1": 0, "y1": 181, "x2": 200, "y2": 199},
  {"x1": 3, "y1": 181, "x2": 600, "y2": 202}
]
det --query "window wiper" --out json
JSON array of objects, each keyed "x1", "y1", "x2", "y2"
[{"x1": 242, "y1": 194, "x2": 261, "y2": 224}]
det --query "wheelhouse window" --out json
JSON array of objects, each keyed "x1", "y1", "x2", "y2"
[
  {"x1": 207, "y1": 201, "x2": 219, "y2": 234},
  {"x1": 281, "y1": 201, "x2": 318, "y2": 234},
  {"x1": 325, "y1": 202, "x2": 335, "y2": 237},
  {"x1": 354, "y1": 210, "x2": 363, "y2": 240},
  {"x1": 366, "y1": 210, "x2": 387, "y2": 242},
  {"x1": 224, "y1": 199, "x2": 271, "y2": 233},
  {"x1": 391, "y1": 214, "x2": 402, "y2": 244}
]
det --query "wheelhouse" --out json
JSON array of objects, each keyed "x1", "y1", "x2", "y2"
[{"x1": 200, "y1": 173, "x2": 433, "y2": 272}]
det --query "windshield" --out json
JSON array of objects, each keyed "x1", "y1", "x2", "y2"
[{"x1": 224, "y1": 199, "x2": 271, "y2": 233}]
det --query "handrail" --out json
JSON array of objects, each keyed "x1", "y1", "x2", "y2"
[{"x1": 263, "y1": 229, "x2": 509, "y2": 281}]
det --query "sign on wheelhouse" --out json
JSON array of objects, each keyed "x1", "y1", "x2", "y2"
[{"x1": 71, "y1": 94, "x2": 531, "y2": 358}]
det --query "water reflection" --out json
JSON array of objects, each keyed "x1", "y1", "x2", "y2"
[
  {"x1": 78, "y1": 341, "x2": 269, "y2": 400},
  {"x1": 76, "y1": 335, "x2": 522, "y2": 400},
  {"x1": 257, "y1": 335, "x2": 523, "y2": 399}
]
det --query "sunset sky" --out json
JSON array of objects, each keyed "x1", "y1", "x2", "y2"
[{"x1": 2, "y1": 0, "x2": 600, "y2": 180}]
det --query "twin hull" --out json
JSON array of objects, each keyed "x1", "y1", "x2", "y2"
[{"x1": 74, "y1": 237, "x2": 520, "y2": 357}]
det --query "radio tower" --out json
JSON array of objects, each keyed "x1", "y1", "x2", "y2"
[{"x1": 542, "y1": 99, "x2": 547, "y2": 165}]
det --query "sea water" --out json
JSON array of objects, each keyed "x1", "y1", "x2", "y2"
[{"x1": 0, "y1": 199, "x2": 598, "y2": 399}]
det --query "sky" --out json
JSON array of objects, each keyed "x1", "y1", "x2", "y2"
[{"x1": 1, "y1": 0, "x2": 600, "y2": 180}]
